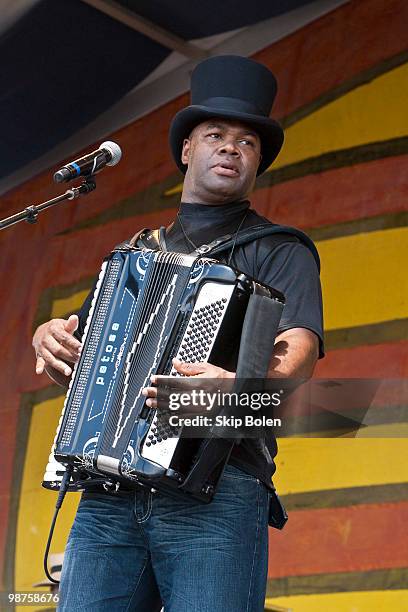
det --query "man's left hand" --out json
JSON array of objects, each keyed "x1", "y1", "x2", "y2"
[{"x1": 142, "y1": 358, "x2": 235, "y2": 409}]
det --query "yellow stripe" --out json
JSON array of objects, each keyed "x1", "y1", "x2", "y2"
[
  {"x1": 353, "y1": 423, "x2": 408, "y2": 438},
  {"x1": 272, "y1": 62, "x2": 408, "y2": 170},
  {"x1": 273, "y1": 438, "x2": 408, "y2": 495},
  {"x1": 48, "y1": 227, "x2": 408, "y2": 332},
  {"x1": 164, "y1": 62, "x2": 408, "y2": 195},
  {"x1": 290, "y1": 423, "x2": 408, "y2": 439},
  {"x1": 15, "y1": 397, "x2": 80, "y2": 592},
  {"x1": 266, "y1": 590, "x2": 408, "y2": 611},
  {"x1": 165, "y1": 183, "x2": 183, "y2": 197},
  {"x1": 318, "y1": 227, "x2": 408, "y2": 330},
  {"x1": 51, "y1": 289, "x2": 89, "y2": 319}
]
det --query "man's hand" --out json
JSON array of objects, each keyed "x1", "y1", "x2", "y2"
[
  {"x1": 32, "y1": 314, "x2": 82, "y2": 385},
  {"x1": 142, "y1": 358, "x2": 235, "y2": 409}
]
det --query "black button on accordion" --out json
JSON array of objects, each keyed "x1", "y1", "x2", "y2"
[{"x1": 43, "y1": 247, "x2": 284, "y2": 502}]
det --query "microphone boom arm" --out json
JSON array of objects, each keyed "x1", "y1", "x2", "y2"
[{"x1": 0, "y1": 177, "x2": 97, "y2": 231}]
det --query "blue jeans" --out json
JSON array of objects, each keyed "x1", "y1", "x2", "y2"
[{"x1": 58, "y1": 464, "x2": 270, "y2": 611}]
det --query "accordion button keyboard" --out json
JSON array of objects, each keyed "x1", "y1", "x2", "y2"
[{"x1": 141, "y1": 281, "x2": 235, "y2": 469}]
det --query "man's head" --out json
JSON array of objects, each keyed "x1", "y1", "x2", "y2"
[
  {"x1": 181, "y1": 118, "x2": 261, "y2": 204},
  {"x1": 169, "y1": 55, "x2": 284, "y2": 197}
]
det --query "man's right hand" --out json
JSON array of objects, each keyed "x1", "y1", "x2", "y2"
[{"x1": 32, "y1": 314, "x2": 82, "y2": 385}]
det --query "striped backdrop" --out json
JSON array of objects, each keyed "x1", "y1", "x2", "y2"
[{"x1": 0, "y1": 1, "x2": 407, "y2": 609}]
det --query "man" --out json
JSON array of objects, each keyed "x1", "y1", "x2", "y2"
[{"x1": 33, "y1": 56, "x2": 323, "y2": 611}]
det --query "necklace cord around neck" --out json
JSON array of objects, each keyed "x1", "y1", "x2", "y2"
[
  {"x1": 176, "y1": 207, "x2": 249, "y2": 257},
  {"x1": 227, "y1": 209, "x2": 248, "y2": 265}
]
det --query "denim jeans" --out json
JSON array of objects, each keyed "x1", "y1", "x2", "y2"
[{"x1": 58, "y1": 464, "x2": 270, "y2": 612}]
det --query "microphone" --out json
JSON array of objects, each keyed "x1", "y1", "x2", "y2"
[{"x1": 53, "y1": 141, "x2": 122, "y2": 183}]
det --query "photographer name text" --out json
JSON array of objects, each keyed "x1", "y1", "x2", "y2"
[{"x1": 168, "y1": 414, "x2": 282, "y2": 428}]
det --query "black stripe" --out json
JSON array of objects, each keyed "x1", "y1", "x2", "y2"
[
  {"x1": 281, "y1": 52, "x2": 408, "y2": 129},
  {"x1": 281, "y1": 482, "x2": 408, "y2": 511},
  {"x1": 277, "y1": 403, "x2": 408, "y2": 439},
  {"x1": 256, "y1": 137, "x2": 408, "y2": 189},
  {"x1": 266, "y1": 567, "x2": 408, "y2": 597},
  {"x1": 325, "y1": 318, "x2": 408, "y2": 350},
  {"x1": 308, "y1": 211, "x2": 408, "y2": 242}
]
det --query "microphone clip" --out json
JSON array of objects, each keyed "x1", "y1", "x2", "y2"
[{"x1": 66, "y1": 176, "x2": 97, "y2": 200}]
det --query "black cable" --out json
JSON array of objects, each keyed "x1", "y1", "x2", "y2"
[
  {"x1": 43, "y1": 466, "x2": 73, "y2": 584},
  {"x1": 227, "y1": 209, "x2": 248, "y2": 266}
]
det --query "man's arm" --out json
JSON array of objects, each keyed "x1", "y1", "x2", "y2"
[
  {"x1": 165, "y1": 327, "x2": 319, "y2": 380},
  {"x1": 268, "y1": 327, "x2": 319, "y2": 379},
  {"x1": 142, "y1": 327, "x2": 319, "y2": 407}
]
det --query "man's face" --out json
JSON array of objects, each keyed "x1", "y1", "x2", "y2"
[{"x1": 181, "y1": 119, "x2": 262, "y2": 204}]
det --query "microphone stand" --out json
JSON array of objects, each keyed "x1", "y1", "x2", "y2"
[{"x1": 0, "y1": 177, "x2": 97, "y2": 231}]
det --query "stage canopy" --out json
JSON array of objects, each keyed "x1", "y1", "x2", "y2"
[{"x1": 0, "y1": 0, "x2": 346, "y2": 194}]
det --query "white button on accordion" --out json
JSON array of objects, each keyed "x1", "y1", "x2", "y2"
[{"x1": 43, "y1": 247, "x2": 284, "y2": 502}]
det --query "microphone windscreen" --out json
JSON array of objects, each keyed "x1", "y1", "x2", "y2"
[{"x1": 100, "y1": 141, "x2": 122, "y2": 166}]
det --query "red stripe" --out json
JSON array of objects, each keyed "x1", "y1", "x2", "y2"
[
  {"x1": 0, "y1": 408, "x2": 18, "y2": 582},
  {"x1": 315, "y1": 341, "x2": 408, "y2": 378},
  {"x1": 268, "y1": 501, "x2": 408, "y2": 578},
  {"x1": 252, "y1": 156, "x2": 408, "y2": 229}
]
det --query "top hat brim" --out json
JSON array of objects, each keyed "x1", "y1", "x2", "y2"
[{"x1": 169, "y1": 105, "x2": 284, "y2": 176}]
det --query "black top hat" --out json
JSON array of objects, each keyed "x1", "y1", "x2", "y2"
[{"x1": 169, "y1": 55, "x2": 284, "y2": 176}]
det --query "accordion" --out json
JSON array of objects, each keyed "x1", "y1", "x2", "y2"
[{"x1": 43, "y1": 247, "x2": 284, "y2": 502}]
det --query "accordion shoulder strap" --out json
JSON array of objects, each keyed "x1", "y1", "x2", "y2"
[
  {"x1": 196, "y1": 223, "x2": 320, "y2": 272},
  {"x1": 121, "y1": 224, "x2": 320, "y2": 272}
]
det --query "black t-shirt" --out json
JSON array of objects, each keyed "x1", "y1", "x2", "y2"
[{"x1": 75, "y1": 200, "x2": 324, "y2": 489}]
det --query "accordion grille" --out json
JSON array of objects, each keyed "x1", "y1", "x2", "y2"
[{"x1": 60, "y1": 258, "x2": 121, "y2": 448}]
